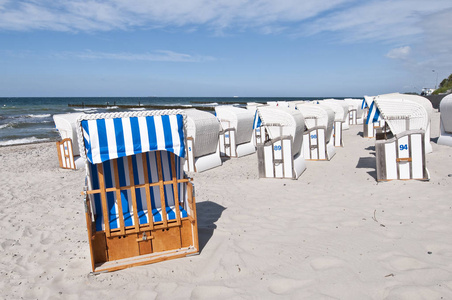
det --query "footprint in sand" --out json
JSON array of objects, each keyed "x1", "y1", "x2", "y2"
[
  {"x1": 267, "y1": 278, "x2": 312, "y2": 295},
  {"x1": 309, "y1": 256, "x2": 346, "y2": 271},
  {"x1": 190, "y1": 285, "x2": 236, "y2": 299},
  {"x1": 386, "y1": 255, "x2": 429, "y2": 271}
]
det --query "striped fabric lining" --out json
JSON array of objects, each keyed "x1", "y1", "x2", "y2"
[
  {"x1": 361, "y1": 99, "x2": 368, "y2": 109},
  {"x1": 89, "y1": 151, "x2": 188, "y2": 232},
  {"x1": 81, "y1": 114, "x2": 185, "y2": 165},
  {"x1": 253, "y1": 111, "x2": 262, "y2": 129},
  {"x1": 366, "y1": 102, "x2": 381, "y2": 124}
]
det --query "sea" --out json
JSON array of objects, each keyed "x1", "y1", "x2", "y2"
[{"x1": 0, "y1": 96, "x2": 345, "y2": 147}]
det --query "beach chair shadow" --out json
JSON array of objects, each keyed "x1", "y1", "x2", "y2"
[
  {"x1": 356, "y1": 157, "x2": 378, "y2": 180},
  {"x1": 196, "y1": 201, "x2": 226, "y2": 252},
  {"x1": 356, "y1": 157, "x2": 375, "y2": 169}
]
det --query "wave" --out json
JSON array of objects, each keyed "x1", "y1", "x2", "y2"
[
  {"x1": 72, "y1": 108, "x2": 98, "y2": 112},
  {"x1": 27, "y1": 114, "x2": 51, "y2": 118},
  {"x1": 107, "y1": 106, "x2": 119, "y2": 109},
  {"x1": 0, "y1": 124, "x2": 10, "y2": 129},
  {"x1": 0, "y1": 137, "x2": 50, "y2": 146},
  {"x1": 191, "y1": 102, "x2": 219, "y2": 107}
]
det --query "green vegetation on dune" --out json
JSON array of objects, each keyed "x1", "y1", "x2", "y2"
[{"x1": 433, "y1": 73, "x2": 452, "y2": 95}]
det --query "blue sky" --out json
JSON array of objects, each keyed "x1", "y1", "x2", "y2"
[{"x1": 1, "y1": 0, "x2": 451, "y2": 97}]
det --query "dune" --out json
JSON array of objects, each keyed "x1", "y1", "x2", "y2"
[{"x1": 0, "y1": 110, "x2": 451, "y2": 299}]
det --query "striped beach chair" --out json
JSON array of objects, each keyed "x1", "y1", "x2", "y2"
[
  {"x1": 363, "y1": 96, "x2": 385, "y2": 138},
  {"x1": 76, "y1": 110, "x2": 199, "y2": 273}
]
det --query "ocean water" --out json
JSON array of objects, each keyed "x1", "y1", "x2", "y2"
[{"x1": 0, "y1": 96, "x2": 330, "y2": 146}]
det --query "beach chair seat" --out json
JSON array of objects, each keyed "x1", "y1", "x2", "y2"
[{"x1": 77, "y1": 110, "x2": 199, "y2": 273}]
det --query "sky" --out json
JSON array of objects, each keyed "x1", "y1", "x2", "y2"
[{"x1": 0, "y1": 0, "x2": 452, "y2": 97}]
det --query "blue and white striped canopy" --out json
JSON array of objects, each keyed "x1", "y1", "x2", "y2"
[
  {"x1": 80, "y1": 113, "x2": 186, "y2": 164},
  {"x1": 361, "y1": 99, "x2": 368, "y2": 109},
  {"x1": 366, "y1": 102, "x2": 381, "y2": 124},
  {"x1": 253, "y1": 111, "x2": 262, "y2": 129}
]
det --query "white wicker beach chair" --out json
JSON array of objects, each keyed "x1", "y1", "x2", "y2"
[
  {"x1": 53, "y1": 113, "x2": 85, "y2": 169},
  {"x1": 295, "y1": 103, "x2": 336, "y2": 160},
  {"x1": 378, "y1": 93, "x2": 433, "y2": 153},
  {"x1": 316, "y1": 100, "x2": 347, "y2": 147},
  {"x1": 215, "y1": 106, "x2": 256, "y2": 158},
  {"x1": 438, "y1": 94, "x2": 452, "y2": 147},
  {"x1": 184, "y1": 109, "x2": 222, "y2": 172},
  {"x1": 372, "y1": 97, "x2": 430, "y2": 181},
  {"x1": 344, "y1": 98, "x2": 365, "y2": 125},
  {"x1": 256, "y1": 106, "x2": 306, "y2": 179},
  {"x1": 76, "y1": 110, "x2": 199, "y2": 273}
]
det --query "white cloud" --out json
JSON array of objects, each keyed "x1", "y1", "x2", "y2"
[
  {"x1": 0, "y1": 0, "x2": 350, "y2": 32},
  {"x1": 1, "y1": 0, "x2": 452, "y2": 72},
  {"x1": 57, "y1": 50, "x2": 216, "y2": 63},
  {"x1": 300, "y1": 0, "x2": 452, "y2": 43},
  {"x1": 386, "y1": 46, "x2": 411, "y2": 59}
]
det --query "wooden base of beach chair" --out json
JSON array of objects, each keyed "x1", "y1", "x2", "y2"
[
  {"x1": 93, "y1": 246, "x2": 199, "y2": 273},
  {"x1": 375, "y1": 130, "x2": 429, "y2": 181},
  {"x1": 84, "y1": 151, "x2": 199, "y2": 273},
  {"x1": 89, "y1": 218, "x2": 199, "y2": 273},
  {"x1": 56, "y1": 138, "x2": 76, "y2": 169}
]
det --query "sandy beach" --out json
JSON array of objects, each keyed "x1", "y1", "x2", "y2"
[{"x1": 1, "y1": 110, "x2": 452, "y2": 299}]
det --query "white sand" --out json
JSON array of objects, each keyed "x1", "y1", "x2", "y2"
[{"x1": 1, "y1": 111, "x2": 452, "y2": 299}]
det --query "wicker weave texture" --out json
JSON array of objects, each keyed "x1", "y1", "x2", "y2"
[
  {"x1": 185, "y1": 109, "x2": 220, "y2": 157},
  {"x1": 321, "y1": 100, "x2": 347, "y2": 122},
  {"x1": 379, "y1": 93, "x2": 433, "y2": 118},
  {"x1": 53, "y1": 112, "x2": 84, "y2": 156},
  {"x1": 257, "y1": 106, "x2": 304, "y2": 156},
  {"x1": 295, "y1": 103, "x2": 334, "y2": 144},
  {"x1": 215, "y1": 106, "x2": 254, "y2": 145},
  {"x1": 344, "y1": 98, "x2": 364, "y2": 116},
  {"x1": 374, "y1": 98, "x2": 428, "y2": 135}
]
